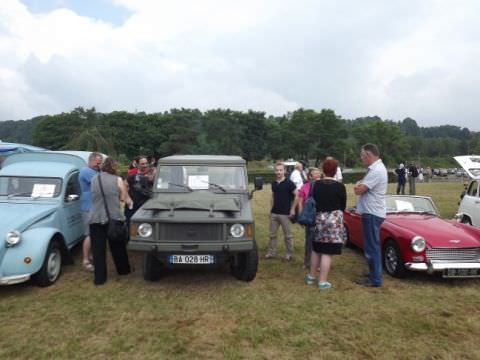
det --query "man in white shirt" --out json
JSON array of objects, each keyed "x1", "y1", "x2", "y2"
[{"x1": 289, "y1": 161, "x2": 307, "y2": 190}]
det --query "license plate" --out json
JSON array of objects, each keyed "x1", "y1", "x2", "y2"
[
  {"x1": 443, "y1": 268, "x2": 480, "y2": 278},
  {"x1": 169, "y1": 255, "x2": 215, "y2": 264}
]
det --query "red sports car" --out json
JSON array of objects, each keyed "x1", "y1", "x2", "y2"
[{"x1": 344, "y1": 195, "x2": 480, "y2": 278}]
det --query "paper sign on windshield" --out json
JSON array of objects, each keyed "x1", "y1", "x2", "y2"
[
  {"x1": 395, "y1": 200, "x2": 414, "y2": 212},
  {"x1": 31, "y1": 184, "x2": 56, "y2": 197},
  {"x1": 188, "y1": 175, "x2": 209, "y2": 189}
]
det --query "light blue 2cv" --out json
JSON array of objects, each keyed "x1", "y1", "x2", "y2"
[{"x1": 0, "y1": 151, "x2": 90, "y2": 286}]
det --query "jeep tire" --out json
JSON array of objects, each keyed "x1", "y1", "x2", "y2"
[
  {"x1": 230, "y1": 243, "x2": 258, "y2": 282},
  {"x1": 143, "y1": 252, "x2": 162, "y2": 281}
]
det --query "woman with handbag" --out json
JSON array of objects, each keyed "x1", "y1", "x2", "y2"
[
  {"x1": 304, "y1": 158, "x2": 346, "y2": 290},
  {"x1": 89, "y1": 157, "x2": 133, "y2": 285}
]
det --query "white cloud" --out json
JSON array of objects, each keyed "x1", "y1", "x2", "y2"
[{"x1": 1, "y1": 0, "x2": 480, "y2": 130}]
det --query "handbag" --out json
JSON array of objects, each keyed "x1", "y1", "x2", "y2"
[
  {"x1": 297, "y1": 181, "x2": 317, "y2": 226},
  {"x1": 98, "y1": 173, "x2": 128, "y2": 243}
]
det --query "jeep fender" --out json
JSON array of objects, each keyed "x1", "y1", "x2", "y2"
[{"x1": 1, "y1": 227, "x2": 64, "y2": 277}]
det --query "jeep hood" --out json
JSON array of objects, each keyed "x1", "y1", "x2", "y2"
[
  {"x1": 454, "y1": 155, "x2": 480, "y2": 179},
  {"x1": 142, "y1": 192, "x2": 241, "y2": 212}
]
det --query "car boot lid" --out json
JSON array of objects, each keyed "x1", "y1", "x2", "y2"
[{"x1": 454, "y1": 155, "x2": 480, "y2": 180}]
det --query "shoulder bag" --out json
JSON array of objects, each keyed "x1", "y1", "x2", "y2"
[
  {"x1": 297, "y1": 181, "x2": 317, "y2": 226},
  {"x1": 98, "y1": 173, "x2": 128, "y2": 243}
]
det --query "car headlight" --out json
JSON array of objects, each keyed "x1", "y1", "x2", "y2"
[
  {"x1": 230, "y1": 224, "x2": 245, "y2": 238},
  {"x1": 6, "y1": 230, "x2": 21, "y2": 246},
  {"x1": 411, "y1": 235, "x2": 426, "y2": 252},
  {"x1": 137, "y1": 223, "x2": 153, "y2": 238}
]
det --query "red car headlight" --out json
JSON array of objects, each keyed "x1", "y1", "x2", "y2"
[{"x1": 411, "y1": 236, "x2": 426, "y2": 252}]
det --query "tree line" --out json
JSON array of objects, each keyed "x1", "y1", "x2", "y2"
[{"x1": 1, "y1": 107, "x2": 479, "y2": 168}]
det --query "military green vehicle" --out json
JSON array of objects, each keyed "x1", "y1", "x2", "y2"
[{"x1": 128, "y1": 155, "x2": 263, "y2": 282}]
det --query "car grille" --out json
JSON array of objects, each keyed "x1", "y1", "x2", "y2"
[
  {"x1": 161, "y1": 223, "x2": 224, "y2": 241},
  {"x1": 426, "y1": 247, "x2": 480, "y2": 263}
]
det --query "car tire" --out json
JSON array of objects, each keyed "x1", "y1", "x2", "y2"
[
  {"x1": 383, "y1": 240, "x2": 407, "y2": 278},
  {"x1": 143, "y1": 252, "x2": 162, "y2": 281},
  {"x1": 230, "y1": 243, "x2": 258, "y2": 282},
  {"x1": 461, "y1": 215, "x2": 472, "y2": 225},
  {"x1": 33, "y1": 240, "x2": 62, "y2": 287}
]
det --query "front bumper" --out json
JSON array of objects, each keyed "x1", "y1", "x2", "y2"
[
  {"x1": 0, "y1": 273, "x2": 31, "y2": 285},
  {"x1": 128, "y1": 239, "x2": 255, "y2": 253},
  {"x1": 406, "y1": 262, "x2": 480, "y2": 276}
]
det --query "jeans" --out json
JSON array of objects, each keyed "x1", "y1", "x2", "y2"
[
  {"x1": 396, "y1": 182, "x2": 405, "y2": 195},
  {"x1": 361, "y1": 213, "x2": 384, "y2": 286}
]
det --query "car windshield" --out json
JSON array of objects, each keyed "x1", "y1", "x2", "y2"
[
  {"x1": 385, "y1": 196, "x2": 438, "y2": 215},
  {"x1": 0, "y1": 176, "x2": 62, "y2": 198},
  {"x1": 155, "y1": 165, "x2": 246, "y2": 192}
]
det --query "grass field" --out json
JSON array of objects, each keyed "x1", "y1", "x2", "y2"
[{"x1": 1, "y1": 182, "x2": 479, "y2": 359}]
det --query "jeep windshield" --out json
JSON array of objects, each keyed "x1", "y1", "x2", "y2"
[
  {"x1": 0, "y1": 176, "x2": 62, "y2": 198},
  {"x1": 155, "y1": 165, "x2": 247, "y2": 192}
]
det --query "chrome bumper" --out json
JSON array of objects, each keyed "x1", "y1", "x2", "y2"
[
  {"x1": 0, "y1": 274, "x2": 31, "y2": 285},
  {"x1": 406, "y1": 262, "x2": 480, "y2": 271}
]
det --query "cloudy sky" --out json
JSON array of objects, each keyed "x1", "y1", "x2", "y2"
[{"x1": 1, "y1": 0, "x2": 479, "y2": 130}]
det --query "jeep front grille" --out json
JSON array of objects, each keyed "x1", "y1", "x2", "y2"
[
  {"x1": 426, "y1": 247, "x2": 480, "y2": 263},
  {"x1": 161, "y1": 223, "x2": 224, "y2": 241}
]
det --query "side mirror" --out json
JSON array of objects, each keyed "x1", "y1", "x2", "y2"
[
  {"x1": 67, "y1": 194, "x2": 79, "y2": 202},
  {"x1": 249, "y1": 176, "x2": 264, "y2": 199}
]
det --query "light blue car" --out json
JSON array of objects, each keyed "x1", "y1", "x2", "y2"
[{"x1": 0, "y1": 151, "x2": 88, "y2": 286}]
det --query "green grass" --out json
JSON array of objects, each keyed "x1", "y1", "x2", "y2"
[{"x1": 1, "y1": 182, "x2": 478, "y2": 359}]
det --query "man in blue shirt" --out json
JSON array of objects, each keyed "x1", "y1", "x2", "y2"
[
  {"x1": 354, "y1": 144, "x2": 388, "y2": 287},
  {"x1": 79, "y1": 152, "x2": 103, "y2": 271}
]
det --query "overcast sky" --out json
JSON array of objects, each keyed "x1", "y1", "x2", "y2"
[{"x1": 1, "y1": 0, "x2": 479, "y2": 130}]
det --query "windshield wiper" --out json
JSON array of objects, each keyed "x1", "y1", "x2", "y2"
[
  {"x1": 7, "y1": 192, "x2": 33, "y2": 199},
  {"x1": 201, "y1": 181, "x2": 226, "y2": 192},
  {"x1": 168, "y1": 182, "x2": 193, "y2": 192}
]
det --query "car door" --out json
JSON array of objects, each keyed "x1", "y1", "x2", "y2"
[
  {"x1": 61, "y1": 171, "x2": 84, "y2": 247},
  {"x1": 460, "y1": 180, "x2": 480, "y2": 226}
]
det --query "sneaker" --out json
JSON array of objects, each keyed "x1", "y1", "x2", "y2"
[
  {"x1": 283, "y1": 255, "x2": 294, "y2": 262},
  {"x1": 264, "y1": 253, "x2": 275, "y2": 260},
  {"x1": 304, "y1": 274, "x2": 316, "y2": 285},
  {"x1": 318, "y1": 281, "x2": 332, "y2": 290},
  {"x1": 83, "y1": 260, "x2": 94, "y2": 272}
]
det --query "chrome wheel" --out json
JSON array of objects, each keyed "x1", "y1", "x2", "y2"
[
  {"x1": 46, "y1": 247, "x2": 62, "y2": 283},
  {"x1": 383, "y1": 240, "x2": 407, "y2": 278}
]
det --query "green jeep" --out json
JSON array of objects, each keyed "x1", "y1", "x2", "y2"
[{"x1": 128, "y1": 155, "x2": 263, "y2": 282}]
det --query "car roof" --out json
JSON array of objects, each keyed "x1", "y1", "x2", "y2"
[
  {"x1": 0, "y1": 161, "x2": 78, "y2": 178},
  {"x1": 158, "y1": 155, "x2": 246, "y2": 165},
  {"x1": 454, "y1": 155, "x2": 480, "y2": 180},
  {"x1": 0, "y1": 142, "x2": 45, "y2": 153},
  {"x1": 1, "y1": 152, "x2": 88, "y2": 175}
]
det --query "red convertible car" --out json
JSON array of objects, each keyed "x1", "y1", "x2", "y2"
[{"x1": 344, "y1": 195, "x2": 480, "y2": 278}]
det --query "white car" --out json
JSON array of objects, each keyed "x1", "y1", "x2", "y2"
[{"x1": 454, "y1": 155, "x2": 480, "y2": 226}]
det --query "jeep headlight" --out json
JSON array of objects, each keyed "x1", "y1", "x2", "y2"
[
  {"x1": 230, "y1": 224, "x2": 245, "y2": 238},
  {"x1": 6, "y1": 230, "x2": 21, "y2": 246},
  {"x1": 411, "y1": 235, "x2": 426, "y2": 252},
  {"x1": 137, "y1": 223, "x2": 153, "y2": 238}
]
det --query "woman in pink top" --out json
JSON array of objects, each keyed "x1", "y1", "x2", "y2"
[{"x1": 294, "y1": 167, "x2": 322, "y2": 268}]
